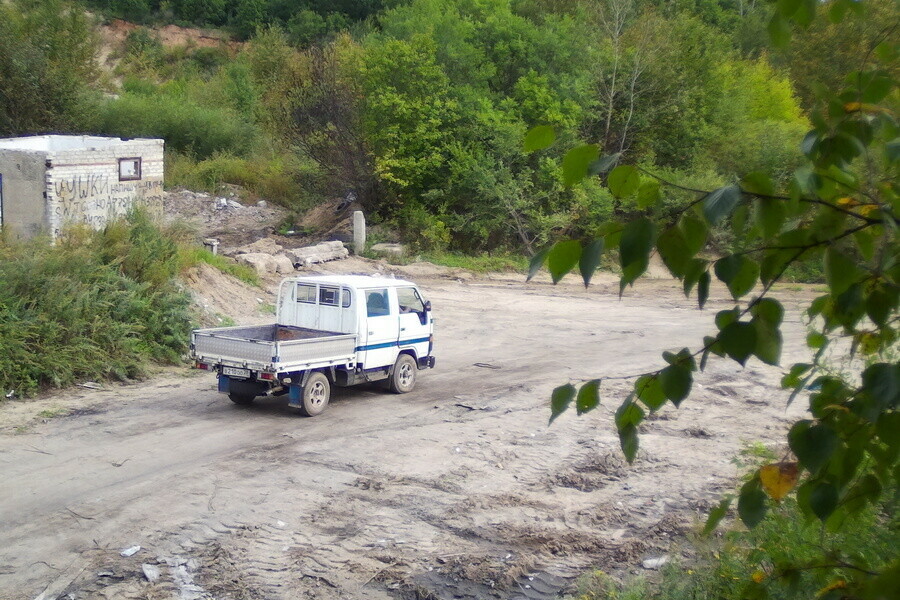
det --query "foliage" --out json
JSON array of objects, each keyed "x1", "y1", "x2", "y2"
[
  {"x1": 532, "y1": 2, "x2": 899, "y2": 597},
  {"x1": 571, "y1": 499, "x2": 898, "y2": 600},
  {"x1": 177, "y1": 245, "x2": 260, "y2": 287},
  {"x1": 0, "y1": 0, "x2": 97, "y2": 134},
  {"x1": 86, "y1": 91, "x2": 256, "y2": 158},
  {"x1": 0, "y1": 212, "x2": 193, "y2": 396}
]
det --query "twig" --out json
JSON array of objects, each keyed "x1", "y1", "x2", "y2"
[
  {"x1": 22, "y1": 445, "x2": 52, "y2": 455},
  {"x1": 64, "y1": 507, "x2": 95, "y2": 521}
]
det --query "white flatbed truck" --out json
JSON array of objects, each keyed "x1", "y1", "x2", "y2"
[{"x1": 191, "y1": 275, "x2": 435, "y2": 416}]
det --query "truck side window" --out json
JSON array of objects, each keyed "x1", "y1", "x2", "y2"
[
  {"x1": 341, "y1": 288, "x2": 351, "y2": 308},
  {"x1": 296, "y1": 284, "x2": 317, "y2": 303},
  {"x1": 319, "y1": 286, "x2": 339, "y2": 306},
  {"x1": 365, "y1": 289, "x2": 390, "y2": 317},
  {"x1": 397, "y1": 287, "x2": 425, "y2": 314}
]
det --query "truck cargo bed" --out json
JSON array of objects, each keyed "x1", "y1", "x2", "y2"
[{"x1": 191, "y1": 324, "x2": 357, "y2": 372}]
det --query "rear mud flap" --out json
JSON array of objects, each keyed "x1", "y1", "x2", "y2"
[
  {"x1": 288, "y1": 384, "x2": 302, "y2": 408},
  {"x1": 218, "y1": 375, "x2": 230, "y2": 393}
]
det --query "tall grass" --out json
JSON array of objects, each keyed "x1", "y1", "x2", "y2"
[
  {"x1": 87, "y1": 92, "x2": 256, "y2": 159},
  {"x1": 0, "y1": 212, "x2": 193, "y2": 396}
]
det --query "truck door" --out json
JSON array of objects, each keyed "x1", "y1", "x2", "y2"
[
  {"x1": 396, "y1": 286, "x2": 431, "y2": 361},
  {"x1": 358, "y1": 288, "x2": 397, "y2": 369}
]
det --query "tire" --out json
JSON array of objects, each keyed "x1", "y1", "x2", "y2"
[
  {"x1": 298, "y1": 372, "x2": 330, "y2": 417},
  {"x1": 389, "y1": 354, "x2": 417, "y2": 394},
  {"x1": 229, "y1": 393, "x2": 255, "y2": 405}
]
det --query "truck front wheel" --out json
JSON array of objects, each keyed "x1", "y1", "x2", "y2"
[
  {"x1": 298, "y1": 372, "x2": 330, "y2": 417},
  {"x1": 389, "y1": 354, "x2": 417, "y2": 394}
]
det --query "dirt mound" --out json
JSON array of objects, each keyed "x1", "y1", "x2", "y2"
[
  {"x1": 164, "y1": 188, "x2": 288, "y2": 249},
  {"x1": 182, "y1": 263, "x2": 274, "y2": 327},
  {"x1": 297, "y1": 197, "x2": 365, "y2": 242}
]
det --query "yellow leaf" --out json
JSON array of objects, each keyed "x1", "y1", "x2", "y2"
[
  {"x1": 817, "y1": 579, "x2": 847, "y2": 596},
  {"x1": 752, "y1": 570, "x2": 766, "y2": 583},
  {"x1": 759, "y1": 462, "x2": 799, "y2": 502},
  {"x1": 836, "y1": 196, "x2": 856, "y2": 206},
  {"x1": 844, "y1": 102, "x2": 894, "y2": 115}
]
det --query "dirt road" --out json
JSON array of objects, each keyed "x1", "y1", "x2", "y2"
[{"x1": 0, "y1": 272, "x2": 812, "y2": 600}]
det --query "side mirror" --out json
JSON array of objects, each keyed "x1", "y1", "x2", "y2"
[{"x1": 424, "y1": 300, "x2": 432, "y2": 312}]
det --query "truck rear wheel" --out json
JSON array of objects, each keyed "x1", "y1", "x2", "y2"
[
  {"x1": 389, "y1": 354, "x2": 417, "y2": 394},
  {"x1": 229, "y1": 393, "x2": 255, "y2": 405},
  {"x1": 298, "y1": 372, "x2": 330, "y2": 417}
]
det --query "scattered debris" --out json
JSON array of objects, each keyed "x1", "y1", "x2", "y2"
[
  {"x1": 473, "y1": 363, "x2": 501, "y2": 369},
  {"x1": 642, "y1": 556, "x2": 669, "y2": 570},
  {"x1": 5, "y1": 390, "x2": 15, "y2": 399},
  {"x1": 454, "y1": 403, "x2": 487, "y2": 411},
  {"x1": 142, "y1": 563, "x2": 161, "y2": 582},
  {"x1": 120, "y1": 546, "x2": 141, "y2": 557},
  {"x1": 77, "y1": 382, "x2": 102, "y2": 390}
]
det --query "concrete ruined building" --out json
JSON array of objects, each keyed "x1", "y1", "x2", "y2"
[{"x1": 0, "y1": 135, "x2": 164, "y2": 239}]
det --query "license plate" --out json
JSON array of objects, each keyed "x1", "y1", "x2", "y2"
[{"x1": 222, "y1": 366, "x2": 251, "y2": 379}]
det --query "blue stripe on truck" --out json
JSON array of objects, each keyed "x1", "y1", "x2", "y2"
[{"x1": 355, "y1": 336, "x2": 430, "y2": 352}]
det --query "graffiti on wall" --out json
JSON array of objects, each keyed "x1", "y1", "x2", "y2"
[{"x1": 52, "y1": 172, "x2": 164, "y2": 234}]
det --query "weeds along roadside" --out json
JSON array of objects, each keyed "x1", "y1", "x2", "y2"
[
  {"x1": 0, "y1": 210, "x2": 256, "y2": 398},
  {"x1": 568, "y1": 444, "x2": 899, "y2": 600}
]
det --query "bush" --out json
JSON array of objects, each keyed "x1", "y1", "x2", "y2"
[
  {"x1": 166, "y1": 151, "x2": 312, "y2": 209},
  {"x1": 0, "y1": 212, "x2": 194, "y2": 396}
]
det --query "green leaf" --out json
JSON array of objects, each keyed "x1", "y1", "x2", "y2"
[
  {"x1": 523, "y1": 125, "x2": 555, "y2": 152},
  {"x1": 619, "y1": 424, "x2": 639, "y2": 463},
  {"x1": 809, "y1": 481, "x2": 839, "y2": 521},
  {"x1": 781, "y1": 363, "x2": 812, "y2": 388},
  {"x1": 752, "y1": 319, "x2": 783, "y2": 366},
  {"x1": 861, "y1": 363, "x2": 900, "y2": 410},
  {"x1": 866, "y1": 284, "x2": 897, "y2": 327},
  {"x1": 619, "y1": 218, "x2": 656, "y2": 292},
  {"x1": 526, "y1": 246, "x2": 550, "y2": 282},
  {"x1": 741, "y1": 172, "x2": 774, "y2": 196},
  {"x1": 635, "y1": 375, "x2": 666, "y2": 411},
  {"x1": 788, "y1": 421, "x2": 839, "y2": 474},
  {"x1": 660, "y1": 364, "x2": 692, "y2": 406},
  {"x1": 825, "y1": 247, "x2": 863, "y2": 297},
  {"x1": 751, "y1": 298, "x2": 784, "y2": 325},
  {"x1": 549, "y1": 383, "x2": 576, "y2": 424},
  {"x1": 756, "y1": 199, "x2": 786, "y2": 240},
  {"x1": 656, "y1": 226, "x2": 690, "y2": 277},
  {"x1": 615, "y1": 398, "x2": 644, "y2": 430},
  {"x1": 608, "y1": 165, "x2": 640, "y2": 198},
  {"x1": 683, "y1": 258, "x2": 708, "y2": 298},
  {"x1": 777, "y1": 0, "x2": 802, "y2": 18},
  {"x1": 806, "y1": 332, "x2": 827, "y2": 349},
  {"x1": 714, "y1": 255, "x2": 760, "y2": 300},
  {"x1": 702, "y1": 495, "x2": 733, "y2": 536},
  {"x1": 562, "y1": 144, "x2": 600, "y2": 187},
  {"x1": 579, "y1": 239, "x2": 604, "y2": 287},
  {"x1": 697, "y1": 271, "x2": 711, "y2": 309},
  {"x1": 547, "y1": 240, "x2": 582, "y2": 284},
  {"x1": 576, "y1": 380, "x2": 601, "y2": 415},
  {"x1": 715, "y1": 308, "x2": 740, "y2": 330},
  {"x1": 636, "y1": 179, "x2": 661, "y2": 209},
  {"x1": 767, "y1": 14, "x2": 791, "y2": 48},
  {"x1": 738, "y1": 479, "x2": 768, "y2": 528},
  {"x1": 679, "y1": 213, "x2": 708, "y2": 255},
  {"x1": 703, "y1": 185, "x2": 741, "y2": 225},
  {"x1": 720, "y1": 321, "x2": 757, "y2": 366}
]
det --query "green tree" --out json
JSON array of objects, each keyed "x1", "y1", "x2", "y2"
[
  {"x1": 0, "y1": 0, "x2": 97, "y2": 134},
  {"x1": 530, "y1": 1, "x2": 899, "y2": 597},
  {"x1": 233, "y1": 0, "x2": 267, "y2": 39}
]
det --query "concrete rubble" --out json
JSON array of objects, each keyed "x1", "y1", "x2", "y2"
[{"x1": 230, "y1": 240, "x2": 350, "y2": 275}]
